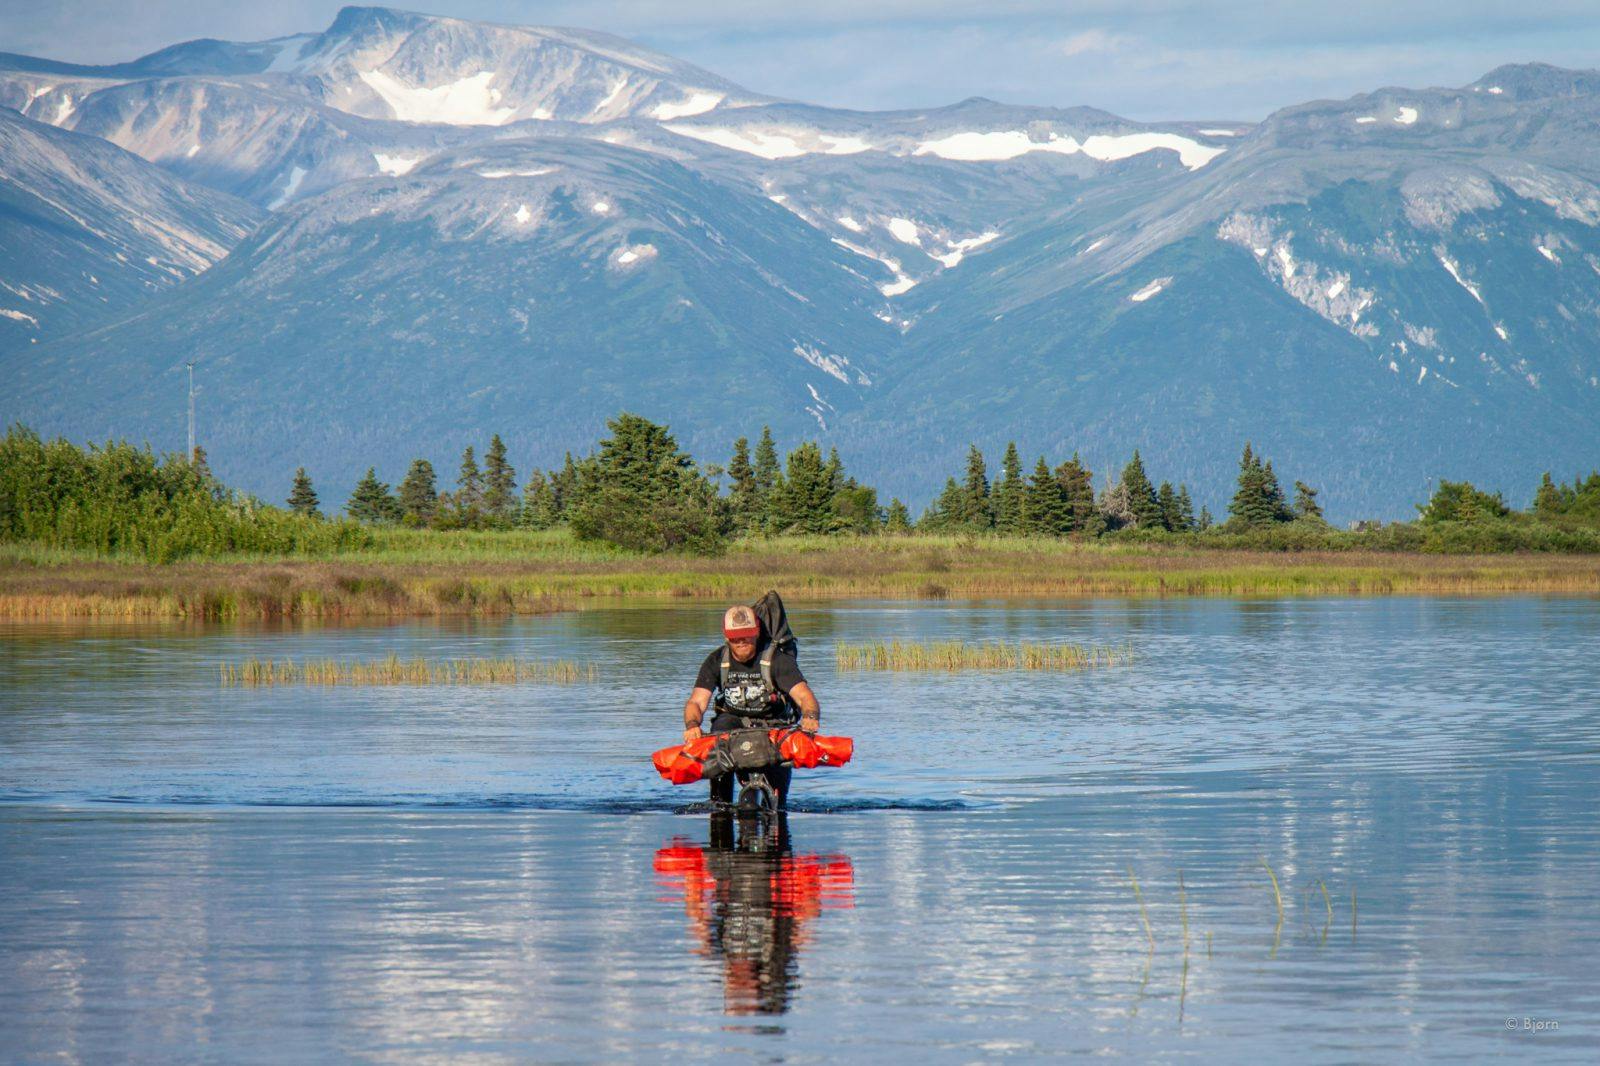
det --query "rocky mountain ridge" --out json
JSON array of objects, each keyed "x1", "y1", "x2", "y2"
[{"x1": 2, "y1": 9, "x2": 1596, "y2": 519}]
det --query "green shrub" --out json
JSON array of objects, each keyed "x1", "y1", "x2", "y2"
[{"x1": 0, "y1": 425, "x2": 370, "y2": 562}]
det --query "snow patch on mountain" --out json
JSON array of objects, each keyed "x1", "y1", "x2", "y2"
[
  {"x1": 0, "y1": 308, "x2": 39, "y2": 326},
  {"x1": 374, "y1": 153, "x2": 422, "y2": 176},
  {"x1": 594, "y1": 78, "x2": 630, "y2": 116},
  {"x1": 1537, "y1": 243, "x2": 1561, "y2": 263},
  {"x1": 932, "y1": 231, "x2": 999, "y2": 268},
  {"x1": 792, "y1": 342, "x2": 855, "y2": 384},
  {"x1": 831, "y1": 239, "x2": 900, "y2": 274},
  {"x1": 1403, "y1": 323, "x2": 1438, "y2": 348},
  {"x1": 477, "y1": 167, "x2": 555, "y2": 178},
  {"x1": 268, "y1": 165, "x2": 306, "y2": 210},
  {"x1": 886, "y1": 218, "x2": 921, "y2": 245},
  {"x1": 880, "y1": 275, "x2": 917, "y2": 296},
  {"x1": 1129, "y1": 278, "x2": 1170, "y2": 302},
  {"x1": 652, "y1": 92, "x2": 724, "y2": 120},
  {"x1": 358, "y1": 70, "x2": 516, "y2": 126},
  {"x1": 513, "y1": 203, "x2": 531, "y2": 224},
  {"x1": 837, "y1": 216, "x2": 863, "y2": 232},
  {"x1": 1437, "y1": 250, "x2": 1485, "y2": 305},
  {"x1": 912, "y1": 129, "x2": 1223, "y2": 169},
  {"x1": 1395, "y1": 106, "x2": 1419, "y2": 125},
  {"x1": 664, "y1": 124, "x2": 806, "y2": 159},
  {"x1": 1219, "y1": 214, "x2": 1378, "y2": 337},
  {"x1": 613, "y1": 243, "x2": 656, "y2": 267}
]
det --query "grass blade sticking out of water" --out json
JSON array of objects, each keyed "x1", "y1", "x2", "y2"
[
  {"x1": 1178, "y1": 870, "x2": 1191, "y2": 1027},
  {"x1": 1127, "y1": 866, "x2": 1156, "y2": 951},
  {"x1": 1260, "y1": 857, "x2": 1284, "y2": 958},
  {"x1": 220, "y1": 656, "x2": 596, "y2": 686},
  {"x1": 1125, "y1": 866, "x2": 1155, "y2": 1019},
  {"x1": 835, "y1": 639, "x2": 1132, "y2": 673}
]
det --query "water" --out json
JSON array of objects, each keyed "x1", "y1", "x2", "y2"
[{"x1": 2, "y1": 599, "x2": 1597, "y2": 1061}]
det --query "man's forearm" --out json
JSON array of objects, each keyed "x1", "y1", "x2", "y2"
[{"x1": 683, "y1": 699, "x2": 704, "y2": 729}]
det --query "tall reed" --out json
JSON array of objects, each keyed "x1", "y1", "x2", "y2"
[
  {"x1": 835, "y1": 639, "x2": 1133, "y2": 672},
  {"x1": 220, "y1": 656, "x2": 596, "y2": 686}
]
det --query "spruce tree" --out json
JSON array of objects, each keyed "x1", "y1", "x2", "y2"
[
  {"x1": 1293, "y1": 480, "x2": 1324, "y2": 522},
  {"x1": 1023, "y1": 456, "x2": 1070, "y2": 535},
  {"x1": 1120, "y1": 451, "x2": 1162, "y2": 529},
  {"x1": 885, "y1": 498, "x2": 912, "y2": 534},
  {"x1": 1175, "y1": 484, "x2": 1196, "y2": 532},
  {"x1": 771, "y1": 442, "x2": 837, "y2": 533},
  {"x1": 1198, "y1": 506, "x2": 1213, "y2": 530},
  {"x1": 568, "y1": 413, "x2": 726, "y2": 552},
  {"x1": 347, "y1": 467, "x2": 397, "y2": 524},
  {"x1": 753, "y1": 426, "x2": 780, "y2": 532},
  {"x1": 398, "y1": 459, "x2": 438, "y2": 526},
  {"x1": 922, "y1": 478, "x2": 964, "y2": 531},
  {"x1": 1229, "y1": 443, "x2": 1273, "y2": 527},
  {"x1": 550, "y1": 452, "x2": 579, "y2": 519},
  {"x1": 483, "y1": 434, "x2": 517, "y2": 525},
  {"x1": 962, "y1": 445, "x2": 992, "y2": 529},
  {"x1": 1533, "y1": 472, "x2": 1567, "y2": 518},
  {"x1": 1056, "y1": 453, "x2": 1100, "y2": 535},
  {"x1": 519, "y1": 470, "x2": 558, "y2": 529},
  {"x1": 993, "y1": 442, "x2": 1024, "y2": 534},
  {"x1": 1157, "y1": 481, "x2": 1180, "y2": 531},
  {"x1": 455, "y1": 446, "x2": 484, "y2": 526},
  {"x1": 726, "y1": 437, "x2": 758, "y2": 533},
  {"x1": 1262, "y1": 461, "x2": 1292, "y2": 522},
  {"x1": 287, "y1": 467, "x2": 321, "y2": 518}
]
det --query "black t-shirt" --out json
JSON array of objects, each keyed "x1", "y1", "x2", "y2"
[{"x1": 694, "y1": 641, "x2": 805, "y2": 716}]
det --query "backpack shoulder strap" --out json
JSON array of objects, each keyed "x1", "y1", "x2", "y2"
[
  {"x1": 759, "y1": 643, "x2": 776, "y2": 694},
  {"x1": 719, "y1": 646, "x2": 731, "y2": 693}
]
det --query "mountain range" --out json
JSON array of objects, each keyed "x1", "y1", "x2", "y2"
[{"x1": 3, "y1": 6, "x2": 1598, "y2": 520}]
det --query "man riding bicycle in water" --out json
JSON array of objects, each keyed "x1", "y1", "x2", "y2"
[{"x1": 682, "y1": 604, "x2": 822, "y2": 806}]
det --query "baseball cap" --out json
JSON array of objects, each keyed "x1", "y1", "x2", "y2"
[{"x1": 722, "y1": 605, "x2": 760, "y2": 640}]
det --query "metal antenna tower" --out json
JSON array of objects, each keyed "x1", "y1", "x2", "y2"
[{"x1": 186, "y1": 361, "x2": 196, "y2": 461}]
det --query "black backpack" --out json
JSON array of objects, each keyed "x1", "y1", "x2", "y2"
[{"x1": 720, "y1": 589, "x2": 799, "y2": 712}]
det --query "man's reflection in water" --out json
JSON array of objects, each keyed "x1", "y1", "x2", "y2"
[{"x1": 654, "y1": 812, "x2": 854, "y2": 1016}]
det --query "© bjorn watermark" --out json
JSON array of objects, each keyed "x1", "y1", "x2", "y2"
[{"x1": 1505, "y1": 1017, "x2": 1559, "y2": 1033}]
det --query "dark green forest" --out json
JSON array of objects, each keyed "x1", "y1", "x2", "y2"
[{"x1": 4, "y1": 417, "x2": 1600, "y2": 560}]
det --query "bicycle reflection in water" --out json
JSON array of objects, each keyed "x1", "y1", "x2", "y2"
[{"x1": 654, "y1": 812, "x2": 855, "y2": 1016}]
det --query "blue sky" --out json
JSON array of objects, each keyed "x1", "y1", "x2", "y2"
[{"x1": 5, "y1": 1, "x2": 1600, "y2": 119}]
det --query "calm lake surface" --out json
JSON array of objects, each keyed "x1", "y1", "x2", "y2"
[{"x1": 2, "y1": 599, "x2": 1597, "y2": 1061}]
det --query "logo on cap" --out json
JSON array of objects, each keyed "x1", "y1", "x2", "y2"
[{"x1": 723, "y1": 605, "x2": 760, "y2": 640}]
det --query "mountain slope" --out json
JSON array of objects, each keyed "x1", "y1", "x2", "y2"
[
  {"x1": 0, "y1": 107, "x2": 259, "y2": 353},
  {"x1": 1, "y1": 7, "x2": 1597, "y2": 518},
  {"x1": 3, "y1": 137, "x2": 893, "y2": 494}
]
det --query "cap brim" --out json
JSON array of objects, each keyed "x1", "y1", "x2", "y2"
[{"x1": 723, "y1": 625, "x2": 760, "y2": 640}]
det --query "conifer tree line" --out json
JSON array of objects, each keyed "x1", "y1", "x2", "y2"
[{"x1": 279, "y1": 413, "x2": 1600, "y2": 551}]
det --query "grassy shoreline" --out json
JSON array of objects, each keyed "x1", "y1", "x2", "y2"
[{"x1": 4, "y1": 532, "x2": 1599, "y2": 620}]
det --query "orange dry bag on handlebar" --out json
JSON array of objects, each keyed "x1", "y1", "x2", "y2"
[{"x1": 651, "y1": 728, "x2": 853, "y2": 784}]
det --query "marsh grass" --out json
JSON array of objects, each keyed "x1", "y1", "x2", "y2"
[
  {"x1": 836, "y1": 639, "x2": 1133, "y2": 672},
  {"x1": 6, "y1": 532, "x2": 1600, "y2": 620},
  {"x1": 220, "y1": 656, "x2": 596, "y2": 686}
]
